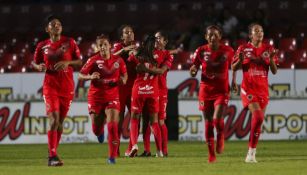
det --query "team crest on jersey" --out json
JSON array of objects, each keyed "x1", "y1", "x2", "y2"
[
  {"x1": 114, "y1": 62, "x2": 119, "y2": 68},
  {"x1": 97, "y1": 60, "x2": 104, "y2": 64},
  {"x1": 247, "y1": 94, "x2": 253, "y2": 101},
  {"x1": 262, "y1": 51, "x2": 270, "y2": 58}
]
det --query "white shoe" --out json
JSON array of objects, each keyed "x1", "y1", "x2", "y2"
[
  {"x1": 155, "y1": 150, "x2": 164, "y2": 158},
  {"x1": 129, "y1": 144, "x2": 138, "y2": 157},
  {"x1": 245, "y1": 148, "x2": 257, "y2": 163}
]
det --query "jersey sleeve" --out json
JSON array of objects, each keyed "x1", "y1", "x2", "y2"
[
  {"x1": 128, "y1": 54, "x2": 139, "y2": 64},
  {"x1": 33, "y1": 42, "x2": 44, "y2": 64},
  {"x1": 70, "y1": 39, "x2": 82, "y2": 60},
  {"x1": 111, "y1": 42, "x2": 123, "y2": 54},
  {"x1": 232, "y1": 45, "x2": 244, "y2": 64},
  {"x1": 80, "y1": 57, "x2": 95, "y2": 75},
  {"x1": 162, "y1": 51, "x2": 174, "y2": 69},
  {"x1": 192, "y1": 47, "x2": 202, "y2": 68}
]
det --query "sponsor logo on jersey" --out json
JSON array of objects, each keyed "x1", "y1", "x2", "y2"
[{"x1": 247, "y1": 94, "x2": 253, "y2": 101}]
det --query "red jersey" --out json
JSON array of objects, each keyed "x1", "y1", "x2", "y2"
[
  {"x1": 34, "y1": 36, "x2": 81, "y2": 97},
  {"x1": 155, "y1": 50, "x2": 173, "y2": 95},
  {"x1": 233, "y1": 42, "x2": 279, "y2": 97},
  {"x1": 112, "y1": 42, "x2": 137, "y2": 87},
  {"x1": 193, "y1": 44, "x2": 234, "y2": 99},
  {"x1": 129, "y1": 54, "x2": 164, "y2": 98},
  {"x1": 80, "y1": 53, "x2": 127, "y2": 101}
]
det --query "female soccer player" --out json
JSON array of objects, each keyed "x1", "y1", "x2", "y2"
[
  {"x1": 190, "y1": 25, "x2": 234, "y2": 163},
  {"x1": 232, "y1": 23, "x2": 278, "y2": 163},
  {"x1": 112, "y1": 25, "x2": 137, "y2": 155},
  {"x1": 127, "y1": 35, "x2": 167, "y2": 157},
  {"x1": 141, "y1": 31, "x2": 174, "y2": 157},
  {"x1": 32, "y1": 15, "x2": 82, "y2": 166},
  {"x1": 78, "y1": 34, "x2": 127, "y2": 164}
]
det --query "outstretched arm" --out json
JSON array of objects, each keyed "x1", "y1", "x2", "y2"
[{"x1": 78, "y1": 72, "x2": 100, "y2": 81}]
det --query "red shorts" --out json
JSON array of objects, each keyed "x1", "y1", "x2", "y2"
[
  {"x1": 43, "y1": 95, "x2": 73, "y2": 118},
  {"x1": 240, "y1": 89, "x2": 268, "y2": 109},
  {"x1": 88, "y1": 99, "x2": 120, "y2": 114},
  {"x1": 131, "y1": 96, "x2": 159, "y2": 114},
  {"x1": 119, "y1": 85, "x2": 132, "y2": 113},
  {"x1": 198, "y1": 95, "x2": 229, "y2": 112},
  {"x1": 158, "y1": 95, "x2": 168, "y2": 120}
]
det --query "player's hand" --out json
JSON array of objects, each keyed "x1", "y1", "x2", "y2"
[
  {"x1": 231, "y1": 81, "x2": 239, "y2": 94},
  {"x1": 123, "y1": 45, "x2": 137, "y2": 52},
  {"x1": 90, "y1": 72, "x2": 100, "y2": 80},
  {"x1": 269, "y1": 49, "x2": 278, "y2": 60},
  {"x1": 54, "y1": 61, "x2": 69, "y2": 71},
  {"x1": 37, "y1": 63, "x2": 46, "y2": 72},
  {"x1": 118, "y1": 76, "x2": 127, "y2": 85},
  {"x1": 190, "y1": 65, "x2": 198, "y2": 77}
]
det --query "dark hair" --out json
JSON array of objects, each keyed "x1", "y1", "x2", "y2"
[
  {"x1": 206, "y1": 25, "x2": 222, "y2": 35},
  {"x1": 118, "y1": 24, "x2": 134, "y2": 39},
  {"x1": 136, "y1": 34, "x2": 156, "y2": 64},
  {"x1": 45, "y1": 14, "x2": 61, "y2": 27},
  {"x1": 156, "y1": 30, "x2": 169, "y2": 41},
  {"x1": 96, "y1": 34, "x2": 110, "y2": 42},
  {"x1": 248, "y1": 23, "x2": 262, "y2": 35}
]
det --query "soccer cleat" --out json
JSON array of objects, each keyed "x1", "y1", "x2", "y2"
[
  {"x1": 48, "y1": 156, "x2": 64, "y2": 166},
  {"x1": 129, "y1": 144, "x2": 138, "y2": 157},
  {"x1": 245, "y1": 148, "x2": 257, "y2": 163},
  {"x1": 107, "y1": 157, "x2": 116, "y2": 164},
  {"x1": 139, "y1": 151, "x2": 152, "y2": 157},
  {"x1": 124, "y1": 149, "x2": 130, "y2": 157},
  {"x1": 155, "y1": 151, "x2": 164, "y2": 158},
  {"x1": 97, "y1": 133, "x2": 105, "y2": 143}
]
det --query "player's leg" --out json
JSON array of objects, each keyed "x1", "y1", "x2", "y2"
[
  {"x1": 44, "y1": 95, "x2": 63, "y2": 166},
  {"x1": 140, "y1": 105, "x2": 151, "y2": 157},
  {"x1": 158, "y1": 97, "x2": 168, "y2": 156},
  {"x1": 105, "y1": 102, "x2": 120, "y2": 164},
  {"x1": 149, "y1": 113, "x2": 163, "y2": 157},
  {"x1": 89, "y1": 102, "x2": 105, "y2": 143},
  {"x1": 213, "y1": 96, "x2": 228, "y2": 154},
  {"x1": 201, "y1": 100, "x2": 216, "y2": 163},
  {"x1": 57, "y1": 96, "x2": 73, "y2": 148},
  {"x1": 245, "y1": 100, "x2": 265, "y2": 163}
]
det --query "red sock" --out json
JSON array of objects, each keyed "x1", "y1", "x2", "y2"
[
  {"x1": 112, "y1": 122, "x2": 120, "y2": 158},
  {"x1": 56, "y1": 131, "x2": 62, "y2": 149},
  {"x1": 205, "y1": 120, "x2": 215, "y2": 162},
  {"x1": 130, "y1": 118, "x2": 139, "y2": 146},
  {"x1": 214, "y1": 118, "x2": 224, "y2": 153},
  {"x1": 92, "y1": 123, "x2": 104, "y2": 136},
  {"x1": 151, "y1": 122, "x2": 162, "y2": 151},
  {"x1": 48, "y1": 130, "x2": 58, "y2": 157},
  {"x1": 160, "y1": 124, "x2": 168, "y2": 154},
  {"x1": 107, "y1": 122, "x2": 115, "y2": 158},
  {"x1": 249, "y1": 110, "x2": 264, "y2": 148},
  {"x1": 143, "y1": 123, "x2": 151, "y2": 152}
]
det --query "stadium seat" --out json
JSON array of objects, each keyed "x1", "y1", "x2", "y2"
[
  {"x1": 277, "y1": 50, "x2": 294, "y2": 68},
  {"x1": 279, "y1": 38, "x2": 297, "y2": 52},
  {"x1": 290, "y1": 49, "x2": 307, "y2": 63},
  {"x1": 302, "y1": 38, "x2": 307, "y2": 49}
]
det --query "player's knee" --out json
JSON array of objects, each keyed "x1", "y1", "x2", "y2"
[{"x1": 159, "y1": 120, "x2": 165, "y2": 126}]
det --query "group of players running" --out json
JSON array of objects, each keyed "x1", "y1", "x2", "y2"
[{"x1": 32, "y1": 15, "x2": 278, "y2": 166}]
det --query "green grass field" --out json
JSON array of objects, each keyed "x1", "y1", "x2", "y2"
[{"x1": 0, "y1": 140, "x2": 307, "y2": 175}]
